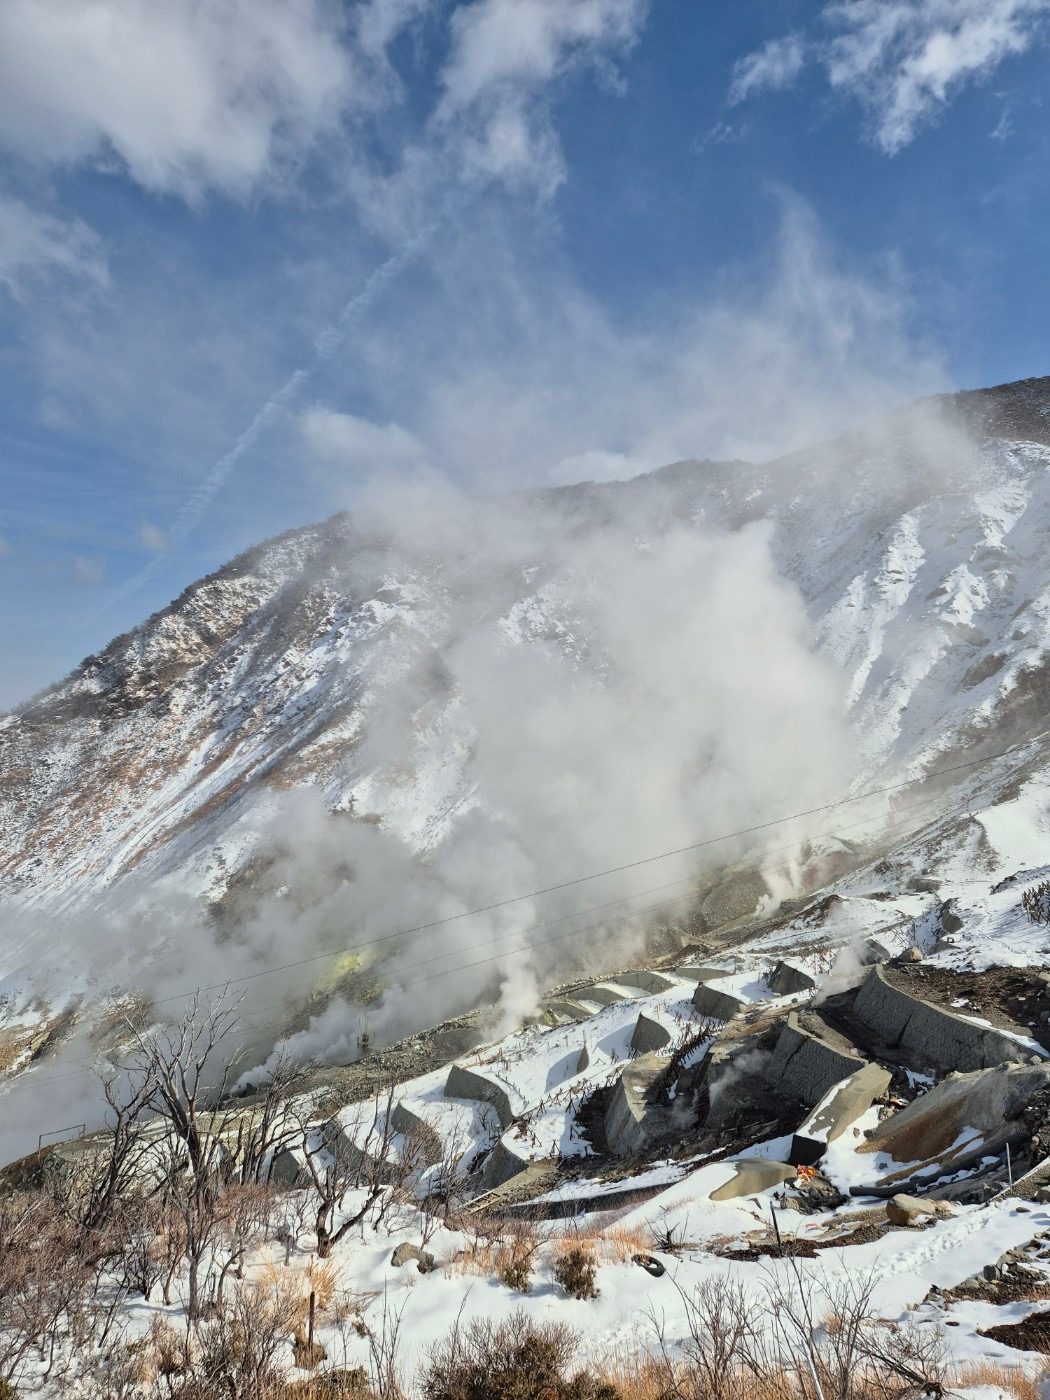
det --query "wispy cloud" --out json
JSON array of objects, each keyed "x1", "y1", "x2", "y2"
[
  {"x1": 729, "y1": 0, "x2": 1050, "y2": 153},
  {"x1": 72, "y1": 554, "x2": 105, "y2": 585},
  {"x1": 0, "y1": 195, "x2": 107, "y2": 299},
  {"x1": 436, "y1": 0, "x2": 649, "y2": 194},
  {"x1": 305, "y1": 197, "x2": 945, "y2": 493},
  {"x1": 301, "y1": 406, "x2": 427, "y2": 473},
  {"x1": 729, "y1": 33, "x2": 807, "y2": 106}
]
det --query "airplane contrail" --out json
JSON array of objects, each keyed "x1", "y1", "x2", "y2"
[{"x1": 101, "y1": 223, "x2": 434, "y2": 616}]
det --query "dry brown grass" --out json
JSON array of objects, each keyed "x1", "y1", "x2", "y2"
[
  {"x1": 255, "y1": 1261, "x2": 312, "y2": 1333},
  {"x1": 443, "y1": 1230, "x2": 499, "y2": 1278},
  {"x1": 952, "y1": 1359, "x2": 1049, "y2": 1400},
  {"x1": 594, "y1": 1353, "x2": 801, "y2": 1400},
  {"x1": 443, "y1": 1223, "x2": 540, "y2": 1291},
  {"x1": 305, "y1": 1257, "x2": 339, "y2": 1314},
  {"x1": 597, "y1": 1223, "x2": 653, "y2": 1264}
]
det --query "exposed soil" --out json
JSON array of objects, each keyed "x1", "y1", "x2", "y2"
[
  {"x1": 979, "y1": 1308, "x2": 1050, "y2": 1354},
  {"x1": 711, "y1": 1214, "x2": 893, "y2": 1261}
]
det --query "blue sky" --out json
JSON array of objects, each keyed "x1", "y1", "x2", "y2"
[{"x1": 1, "y1": 0, "x2": 1049, "y2": 707}]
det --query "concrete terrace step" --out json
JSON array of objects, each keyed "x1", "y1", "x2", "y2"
[
  {"x1": 691, "y1": 982, "x2": 748, "y2": 1021},
  {"x1": 604, "y1": 1052, "x2": 675, "y2": 1157},
  {"x1": 444, "y1": 1062, "x2": 522, "y2": 1131}
]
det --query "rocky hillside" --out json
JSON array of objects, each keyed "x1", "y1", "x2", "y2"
[{"x1": 3, "y1": 376, "x2": 1050, "y2": 908}]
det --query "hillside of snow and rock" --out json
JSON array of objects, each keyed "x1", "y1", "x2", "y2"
[
  {"x1": 3, "y1": 375, "x2": 1050, "y2": 910},
  {"x1": 6, "y1": 376, "x2": 1050, "y2": 1394}
]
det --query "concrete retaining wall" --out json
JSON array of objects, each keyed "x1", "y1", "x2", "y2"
[
  {"x1": 542, "y1": 999, "x2": 593, "y2": 1024},
  {"x1": 605, "y1": 1053, "x2": 671, "y2": 1157},
  {"x1": 691, "y1": 983, "x2": 747, "y2": 1021},
  {"x1": 271, "y1": 1146, "x2": 310, "y2": 1188},
  {"x1": 630, "y1": 1012, "x2": 672, "y2": 1054},
  {"x1": 480, "y1": 1135, "x2": 531, "y2": 1190},
  {"x1": 852, "y1": 964, "x2": 1036, "y2": 1073},
  {"x1": 616, "y1": 970, "x2": 676, "y2": 994},
  {"x1": 675, "y1": 964, "x2": 728, "y2": 984},
  {"x1": 768, "y1": 960, "x2": 816, "y2": 996},
  {"x1": 709, "y1": 1160, "x2": 797, "y2": 1201},
  {"x1": 578, "y1": 984, "x2": 629, "y2": 1006},
  {"x1": 768, "y1": 1013, "x2": 867, "y2": 1107},
  {"x1": 322, "y1": 1115, "x2": 394, "y2": 1181},
  {"x1": 444, "y1": 1063, "x2": 517, "y2": 1130},
  {"x1": 391, "y1": 1101, "x2": 444, "y2": 1164}
]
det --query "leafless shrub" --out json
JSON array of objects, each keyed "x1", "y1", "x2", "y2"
[
  {"x1": 235, "y1": 1050, "x2": 305, "y2": 1185},
  {"x1": 419, "y1": 1309, "x2": 618, "y2": 1400},
  {"x1": 180, "y1": 1276, "x2": 302, "y2": 1398},
  {"x1": 364, "y1": 1288, "x2": 407, "y2": 1400},
  {"x1": 671, "y1": 1275, "x2": 764, "y2": 1400},
  {"x1": 1022, "y1": 880, "x2": 1050, "y2": 926},
  {"x1": 297, "y1": 1089, "x2": 400, "y2": 1258}
]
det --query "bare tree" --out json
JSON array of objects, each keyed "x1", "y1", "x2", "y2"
[
  {"x1": 234, "y1": 1048, "x2": 305, "y2": 1186},
  {"x1": 133, "y1": 990, "x2": 243, "y2": 1195},
  {"x1": 298, "y1": 1088, "x2": 399, "y2": 1258},
  {"x1": 76, "y1": 1066, "x2": 158, "y2": 1232}
]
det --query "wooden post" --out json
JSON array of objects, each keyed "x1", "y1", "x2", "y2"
[
  {"x1": 770, "y1": 1201, "x2": 784, "y2": 1257},
  {"x1": 308, "y1": 1290, "x2": 316, "y2": 1351}
]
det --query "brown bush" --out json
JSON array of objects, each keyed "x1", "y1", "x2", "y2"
[
  {"x1": 419, "y1": 1311, "x2": 619, "y2": 1400},
  {"x1": 280, "y1": 1372, "x2": 378, "y2": 1399},
  {"x1": 553, "y1": 1245, "x2": 599, "y2": 1301}
]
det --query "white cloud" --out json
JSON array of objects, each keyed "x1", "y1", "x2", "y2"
[
  {"x1": 138, "y1": 523, "x2": 168, "y2": 554},
  {"x1": 301, "y1": 405, "x2": 428, "y2": 473},
  {"x1": 729, "y1": 33, "x2": 808, "y2": 105},
  {"x1": 730, "y1": 0, "x2": 1050, "y2": 153},
  {"x1": 825, "y1": 0, "x2": 1050, "y2": 153},
  {"x1": 0, "y1": 0, "x2": 357, "y2": 199},
  {"x1": 0, "y1": 195, "x2": 107, "y2": 298},
  {"x1": 436, "y1": 0, "x2": 649, "y2": 193}
]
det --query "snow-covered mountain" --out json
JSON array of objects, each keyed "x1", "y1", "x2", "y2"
[
  {"x1": 4, "y1": 375, "x2": 1050, "y2": 909},
  {"x1": 8, "y1": 377, "x2": 1050, "y2": 1396}
]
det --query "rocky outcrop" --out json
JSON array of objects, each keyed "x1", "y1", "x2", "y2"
[
  {"x1": 860, "y1": 1061, "x2": 1050, "y2": 1184},
  {"x1": 885, "y1": 1194, "x2": 952, "y2": 1226}
]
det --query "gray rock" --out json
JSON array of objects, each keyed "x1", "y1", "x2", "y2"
[
  {"x1": 885, "y1": 1194, "x2": 952, "y2": 1226},
  {"x1": 391, "y1": 1243, "x2": 435, "y2": 1272}
]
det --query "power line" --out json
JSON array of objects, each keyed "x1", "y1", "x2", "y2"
[
  {"x1": 151, "y1": 737, "x2": 1027, "y2": 1008},
  {"x1": 6, "y1": 781, "x2": 965, "y2": 1096}
]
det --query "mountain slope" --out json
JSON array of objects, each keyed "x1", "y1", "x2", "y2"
[{"x1": 4, "y1": 376, "x2": 1050, "y2": 912}]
